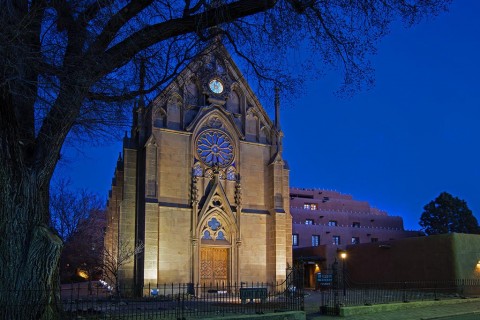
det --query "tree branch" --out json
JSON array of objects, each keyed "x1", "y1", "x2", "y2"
[
  {"x1": 183, "y1": 0, "x2": 206, "y2": 17},
  {"x1": 78, "y1": 0, "x2": 115, "y2": 28},
  {"x1": 87, "y1": 0, "x2": 154, "y2": 56},
  {"x1": 95, "y1": 0, "x2": 277, "y2": 77}
]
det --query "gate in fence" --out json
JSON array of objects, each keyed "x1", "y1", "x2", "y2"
[{"x1": 318, "y1": 261, "x2": 343, "y2": 316}]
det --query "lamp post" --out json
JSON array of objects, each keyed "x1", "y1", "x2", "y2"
[{"x1": 340, "y1": 252, "x2": 347, "y2": 297}]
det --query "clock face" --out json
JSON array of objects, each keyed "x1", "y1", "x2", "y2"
[
  {"x1": 209, "y1": 79, "x2": 224, "y2": 94},
  {"x1": 196, "y1": 130, "x2": 234, "y2": 168}
]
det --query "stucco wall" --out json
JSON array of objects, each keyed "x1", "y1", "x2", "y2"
[{"x1": 346, "y1": 233, "x2": 480, "y2": 283}]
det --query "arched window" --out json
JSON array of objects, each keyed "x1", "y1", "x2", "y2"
[
  {"x1": 259, "y1": 126, "x2": 269, "y2": 144},
  {"x1": 167, "y1": 96, "x2": 181, "y2": 130},
  {"x1": 202, "y1": 230, "x2": 212, "y2": 240},
  {"x1": 246, "y1": 111, "x2": 258, "y2": 142},
  {"x1": 186, "y1": 80, "x2": 198, "y2": 106},
  {"x1": 226, "y1": 166, "x2": 236, "y2": 181},
  {"x1": 226, "y1": 91, "x2": 240, "y2": 114},
  {"x1": 193, "y1": 163, "x2": 203, "y2": 177}
]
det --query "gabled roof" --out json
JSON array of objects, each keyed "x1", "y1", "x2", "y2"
[{"x1": 148, "y1": 41, "x2": 275, "y2": 131}]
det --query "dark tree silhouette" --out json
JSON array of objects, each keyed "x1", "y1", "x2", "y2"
[
  {"x1": 49, "y1": 181, "x2": 106, "y2": 283},
  {"x1": 50, "y1": 179, "x2": 104, "y2": 242},
  {"x1": 0, "y1": 0, "x2": 451, "y2": 318},
  {"x1": 420, "y1": 192, "x2": 479, "y2": 235}
]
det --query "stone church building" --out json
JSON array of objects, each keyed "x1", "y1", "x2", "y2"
[{"x1": 104, "y1": 43, "x2": 292, "y2": 289}]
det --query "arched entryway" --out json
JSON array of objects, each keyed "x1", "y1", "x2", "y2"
[
  {"x1": 199, "y1": 216, "x2": 231, "y2": 286},
  {"x1": 195, "y1": 213, "x2": 238, "y2": 286}
]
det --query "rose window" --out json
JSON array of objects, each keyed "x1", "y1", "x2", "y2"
[{"x1": 196, "y1": 130, "x2": 234, "y2": 168}]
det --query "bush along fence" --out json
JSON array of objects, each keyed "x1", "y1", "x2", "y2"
[
  {"x1": 317, "y1": 263, "x2": 480, "y2": 316},
  {"x1": 59, "y1": 267, "x2": 304, "y2": 319}
]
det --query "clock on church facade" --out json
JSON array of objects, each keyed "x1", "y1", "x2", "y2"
[{"x1": 104, "y1": 43, "x2": 291, "y2": 292}]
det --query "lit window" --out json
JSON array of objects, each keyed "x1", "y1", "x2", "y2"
[
  {"x1": 303, "y1": 204, "x2": 310, "y2": 210},
  {"x1": 304, "y1": 203, "x2": 317, "y2": 210},
  {"x1": 201, "y1": 217, "x2": 227, "y2": 241},
  {"x1": 371, "y1": 238, "x2": 378, "y2": 243},
  {"x1": 193, "y1": 163, "x2": 203, "y2": 177},
  {"x1": 351, "y1": 237, "x2": 360, "y2": 244},
  {"x1": 208, "y1": 217, "x2": 221, "y2": 231},
  {"x1": 352, "y1": 222, "x2": 360, "y2": 228},
  {"x1": 328, "y1": 220, "x2": 338, "y2": 227},
  {"x1": 305, "y1": 219, "x2": 314, "y2": 225},
  {"x1": 292, "y1": 234, "x2": 299, "y2": 246},
  {"x1": 312, "y1": 235, "x2": 320, "y2": 247},
  {"x1": 332, "y1": 236, "x2": 340, "y2": 245},
  {"x1": 226, "y1": 166, "x2": 236, "y2": 181}
]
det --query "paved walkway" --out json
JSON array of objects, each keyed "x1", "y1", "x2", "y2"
[{"x1": 303, "y1": 290, "x2": 480, "y2": 320}]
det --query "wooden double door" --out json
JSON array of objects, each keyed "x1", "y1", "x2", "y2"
[{"x1": 200, "y1": 247, "x2": 229, "y2": 285}]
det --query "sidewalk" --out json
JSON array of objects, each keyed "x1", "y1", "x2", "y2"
[{"x1": 304, "y1": 290, "x2": 480, "y2": 320}]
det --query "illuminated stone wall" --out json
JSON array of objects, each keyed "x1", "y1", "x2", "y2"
[{"x1": 105, "y1": 43, "x2": 292, "y2": 290}]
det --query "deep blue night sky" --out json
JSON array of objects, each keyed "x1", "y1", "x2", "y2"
[{"x1": 55, "y1": 1, "x2": 480, "y2": 231}]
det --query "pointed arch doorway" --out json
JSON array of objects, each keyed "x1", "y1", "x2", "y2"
[{"x1": 197, "y1": 214, "x2": 237, "y2": 287}]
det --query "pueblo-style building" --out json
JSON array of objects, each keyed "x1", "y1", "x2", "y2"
[
  {"x1": 104, "y1": 43, "x2": 292, "y2": 289},
  {"x1": 290, "y1": 188, "x2": 421, "y2": 286}
]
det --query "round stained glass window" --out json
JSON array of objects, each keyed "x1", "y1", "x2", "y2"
[
  {"x1": 209, "y1": 79, "x2": 224, "y2": 94},
  {"x1": 196, "y1": 130, "x2": 234, "y2": 168}
]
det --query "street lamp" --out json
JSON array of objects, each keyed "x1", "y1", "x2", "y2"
[{"x1": 340, "y1": 252, "x2": 347, "y2": 297}]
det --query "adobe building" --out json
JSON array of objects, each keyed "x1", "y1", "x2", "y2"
[
  {"x1": 290, "y1": 188, "x2": 421, "y2": 287},
  {"x1": 345, "y1": 233, "x2": 480, "y2": 295},
  {"x1": 346, "y1": 233, "x2": 480, "y2": 287},
  {"x1": 104, "y1": 43, "x2": 292, "y2": 289}
]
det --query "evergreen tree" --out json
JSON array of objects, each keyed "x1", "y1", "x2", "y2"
[{"x1": 419, "y1": 192, "x2": 479, "y2": 235}]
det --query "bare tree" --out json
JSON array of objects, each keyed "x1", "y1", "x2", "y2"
[
  {"x1": 50, "y1": 178, "x2": 104, "y2": 242},
  {"x1": 103, "y1": 240, "x2": 144, "y2": 297},
  {"x1": 0, "y1": 0, "x2": 450, "y2": 318},
  {"x1": 50, "y1": 179, "x2": 106, "y2": 284},
  {"x1": 58, "y1": 205, "x2": 106, "y2": 284}
]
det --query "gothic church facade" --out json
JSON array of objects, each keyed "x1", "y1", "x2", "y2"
[{"x1": 104, "y1": 44, "x2": 292, "y2": 289}]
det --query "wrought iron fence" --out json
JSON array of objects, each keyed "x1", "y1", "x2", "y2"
[
  {"x1": 317, "y1": 263, "x2": 480, "y2": 316},
  {"x1": 59, "y1": 280, "x2": 303, "y2": 319},
  {"x1": 1, "y1": 268, "x2": 303, "y2": 319}
]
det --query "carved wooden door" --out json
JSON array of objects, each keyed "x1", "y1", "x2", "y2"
[{"x1": 200, "y1": 247, "x2": 229, "y2": 285}]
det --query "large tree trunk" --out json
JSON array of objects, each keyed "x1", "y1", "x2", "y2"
[{"x1": 0, "y1": 168, "x2": 63, "y2": 319}]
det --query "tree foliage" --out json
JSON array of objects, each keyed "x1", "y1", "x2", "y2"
[
  {"x1": 0, "y1": 0, "x2": 451, "y2": 318},
  {"x1": 419, "y1": 192, "x2": 479, "y2": 235}
]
